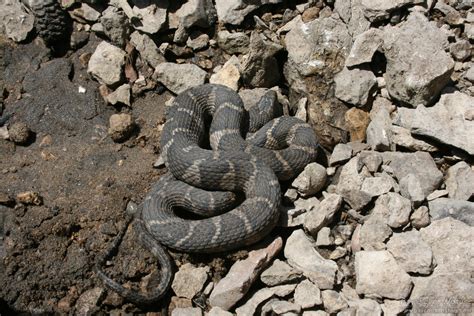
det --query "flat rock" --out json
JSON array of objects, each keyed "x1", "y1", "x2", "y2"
[
  {"x1": 292, "y1": 163, "x2": 327, "y2": 197},
  {"x1": 88, "y1": 41, "x2": 126, "y2": 86},
  {"x1": 0, "y1": 0, "x2": 35, "y2": 42},
  {"x1": 445, "y1": 161, "x2": 474, "y2": 200},
  {"x1": 386, "y1": 230, "x2": 434, "y2": 275},
  {"x1": 406, "y1": 92, "x2": 474, "y2": 155},
  {"x1": 355, "y1": 250, "x2": 413, "y2": 299},
  {"x1": 215, "y1": 0, "x2": 281, "y2": 25},
  {"x1": 153, "y1": 63, "x2": 207, "y2": 95},
  {"x1": 382, "y1": 13, "x2": 454, "y2": 106},
  {"x1": 130, "y1": 31, "x2": 163, "y2": 68},
  {"x1": 303, "y1": 194, "x2": 342, "y2": 236},
  {"x1": 381, "y1": 299, "x2": 409, "y2": 315},
  {"x1": 346, "y1": 28, "x2": 383, "y2": 67},
  {"x1": 381, "y1": 151, "x2": 443, "y2": 202},
  {"x1": 428, "y1": 198, "x2": 474, "y2": 226},
  {"x1": 294, "y1": 279, "x2": 322, "y2": 309},
  {"x1": 390, "y1": 125, "x2": 437, "y2": 152},
  {"x1": 359, "y1": 204, "x2": 392, "y2": 250},
  {"x1": 360, "y1": 0, "x2": 424, "y2": 22},
  {"x1": 316, "y1": 227, "x2": 334, "y2": 247},
  {"x1": 260, "y1": 259, "x2": 302, "y2": 287},
  {"x1": 329, "y1": 143, "x2": 353, "y2": 166},
  {"x1": 172, "y1": 263, "x2": 209, "y2": 299},
  {"x1": 209, "y1": 237, "x2": 282, "y2": 310},
  {"x1": 175, "y1": 0, "x2": 217, "y2": 29},
  {"x1": 334, "y1": 67, "x2": 377, "y2": 106},
  {"x1": 284, "y1": 230, "x2": 338, "y2": 289},
  {"x1": 321, "y1": 290, "x2": 348, "y2": 314},
  {"x1": 361, "y1": 177, "x2": 393, "y2": 197},
  {"x1": 234, "y1": 284, "x2": 296, "y2": 316},
  {"x1": 269, "y1": 300, "x2": 301, "y2": 314},
  {"x1": 217, "y1": 31, "x2": 249, "y2": 55}
]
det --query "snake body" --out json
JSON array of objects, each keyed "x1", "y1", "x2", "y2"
[{"x1": 98, "y1": 84, "x2": 319, "y2": 304}]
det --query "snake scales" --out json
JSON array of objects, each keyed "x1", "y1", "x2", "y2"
[{"x1": 97, "y1": 84, "x2": 319, "y2": 305}]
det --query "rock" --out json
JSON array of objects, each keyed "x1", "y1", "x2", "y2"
[
  {"x1": 377, "y1": 193, "x2": 412, "y2": 229},
  {"x1": 16, "y1": 191, "x2": 43, "y2": 205},
  {"x1": 399, "y1": 173, "x2": 425, "y2": 205},
  {"x1": 216, "y1": 31, "x2": 250, "y2": 55},
  {"x1": 88, "y1": 41, "x2": 126, "y2": 87},
  {"x1": 390, "y1": 125, "x2": 437, "y2": 152},
  {"x1": 71, "y1": 3, "x2": 101, "y2": 23},
  {"x1": 355, "y1": 251, "x2": 413, "y2": 299},
  {"x1": 284, "y1": 230, "x2": 338, "y2": 289},
  {"x1": 187, "y1": 33, "x2": 209, "y2": 51},
  {"x1": 359, "y1": 204, "x2": 392, "y2": 250},
  {"x1": 329, "y1": 247, "x2": 347, "y2": 260},
  {"x1": 465, "y1": 65, "x2": 474, "y2": 82},
  {"x1": 8, "y1": 121, "x2": 31, "y2": 144},
  {"x1": 348, "y1": 298, "x2": 383, "y2": 315},
  {"x1": 427, "y1": 189, "x2": 449, "y2": 201},
  {"x1": 360, "y1": 0, "x2": 424, "y2": 22},
  {"x1": 209, "y1": 237, "x2": 282, "y2": 310},
  {"x1": 450, "y1": 40, "x2": 471, "y2": 61},
  {"x1": 383, "y1": 13, "x2": 454, "y2": 106},
  {"x1": 294, "y1": 279, "x2": 322, "y2": 309},
  {"x1": 316, "y1": 227, "x2": 334, "y2": 247},
  {"x1": 153, "y1": 63, "x2": 207, "y2": 95},
  {"x1": 175, "y1": 0, "x2": 217, "y2": 29},
  {"x1": 292, "y1": 163, "x2": 327, "y2": 197},
  {"x1": 466, "y1": 23, "x2": 474, "y2": 40},
  {"x1": 381, "y1": 152, "x2": 443, "y2": 202},
  {"x1": 344, "y1": 108, "x2": 370, "y2": 142},
  {"x1": 108, "y1": 113, "x2": 135, "y2": 142},
  {"x1": 172, "y1": 263, "x2": 209, "y2": 299},
  {"x1": 131, "y1": 1, "x2": 167, "y2": 34},
  {"x1": 434, "y1": 1, "x2": 464, "y2": 25},
  {"x1": 234, "y1": 284, "x2": 296, "y2": 316},
  {"x1": 361, "y1": 177, "x2": 393, "y2": 197},
  {"x1": 321, "y1": 290, "x2": 348, "y2": 314},
  {"x1": 106, "y1": 84, "x2": 131, "y2": 107},
  {"x1": 428, "y1": 198, "x2": 474, "y2": 226},
  {"x1": 410, "y1": 205, "x2": 430, "y2": 229},
  {"x1": 75, "y1": 287, "x2": 105, "y2": 316},
  {"x1": 304, "y1": 194, "x2": 342, "y2": 236},
  {"x1": 260, "y1": 259, "x2": 302, "y2": 287},
  {"x1": 334, "y1": 0, "x2": 371, "y2": 36},
  {"x1": 207, "y1": 306, "x2": 233, "y2": 316},
  {"x1": 209, "y1": 56, "x2": 241, "y2": 91},
  {"x1": 336, "y1": 156, "x2": 372, "y2": 210},
  {"x1": 329, "y1": 143, "x2": 353, "y2": 166},
  {"x1": 345, "y1": 28, "x2": 383, "y2": 67},
  {"x1": 214, "y1": 0, "x2": 281, "y2": 25},
  {"x1": 386, "y1": 230, "x2": 434, "y2": 275},
  {"x1": 366, "y1": 108, "x2": 392, "y2": 151},
  {"x1": 130, "y1": 31, "x2": 163, "y2": 68},
  {"x1": 171, "y1": 307, "x2": 203, "y2": 316},
  {"x1": 334, "y1": 68, "x2": 377, "y2": 106},
  {"x1": 269, "y1": 300, "x2": 301, "y2": 314},
  {"x1": 0, "y1": 0, "x2": 35, "y2": 42},
  {"x1": 100, "y1": 6, "x2": 131, "y2": 47},
  {"x1": 241, "y1": 31, "x2": 282, "y2": 88},
  {"x1": 359, "y1": 151, "x2": 383, "y2": 173},
  {"x1": 381, "y1": 300, "x2": 409, "y2": 315},
  {"x1": 445, "y1": 161, "x2": 474, "y2": 201},
  {"x1": 302, "y1": 311, "x2": 329, "y2": 316}
]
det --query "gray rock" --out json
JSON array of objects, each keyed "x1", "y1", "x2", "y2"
[
  {"x1": 217, "y1": 31, "x2": 250, "y2": 55},
  {"x1": 399, "y1": 173, "x2": 425, "y2": 205},
  {"x1": 269, "y1": 300, "x2": 301, "y2": 314},
  {"x1": 292, "y1": 163, "x2": 327, "y2": 197},
  {"x1": 7, "y1": 121, "x2": 31, "y2": 144},
  {"x1": 381, "y1": 300, "x2": 409, "y2": 315},
  {"x1": 285, "y1": 16, "x2": 352, "y2": 77},
  {"x1": 382, "y1": 13, "x2": 454, "y2": 107},
  {"x1": 172, "y1": 263, "x2": 209, "y2": 299},
  {"x1": 427, "y1": 189, "x2": 449, "y2": 201},
  {"x1": 360, "y1": 0, "x2": 424, "y2": 22},
  {"x1": 428, "y1": 198, "x2": 474, "y2": 226},
  {"x1": 106, "y1": 84, "x2": 131, "y2": 106},
  {"x1": 153, "y1": 63, "x2": 207, "y2": 95},
  {"x1": 214, "y1": 0, "x2": 281, "y2": 25},
  {"x1": 130, "y1": 31, "x2": 163, "y2": 67},
  {"x1": 329, "y1": 143, "x2": 353, "y2": 166},
  {"x1": 434, "y1": 1, "x2": 464, "y2": 25},
  {"x1": 209, "y1": 237, "x2": 282, "y2": 310},
  {"x1": 302, "y1": 311, "x2": 329, "y2": 316},
  {"x1": 294, "y1": 279, "x2": 322, "y2": 309},
  {"x1": 207, "y1": 307, "x2": 233, "y2": 316},
  {"x1": 316, "y1": 227, "x2": 334, "y2": 247},
  {"x1": 445, "y1": 161, "x2": 474, "y2": 201},
  {"x1": 390, "y1": 125, "x2": 438, "y2": 152},
  {"x1": 329, "y1": 247, "x2": 347, "y2": 260},
  {"x1": 260, "y1": 259, "x2": 302, "y2": 287},
  {"x1": 366, "y1": 107, "x2": 392, "y2": 151},
  {"x1": 348, "y1": 298, "x2": 383, "y2": 315},
  {"x1": 334, "y1": 0, "x2": 371, "y2": 36},
  {"x1": 209, "y1": 56, "x2": 241, "y2": 91},
  {"x1": 381, "y1": 152, "x2": 443, "y2": 202},
  {"x1": 465, "y1": 65, "x2": 474, "y2": 82},
  {"x1": 321, "y1": 290, "x2": 348, "y2": 314},
  {"x1": 172, "y1": 307, "x2": 203, "y2": 316},
  {"x1": 187, "y1": 33, "x2": 210, "y2": 51},
  {"x1": 0, "y1": 0, "x2": 34, "y2": 42},
  {"x1": 241, "y1": 31, "x2": 282, "y2": 88},
  {"x1": 334, "y1": 68, "x2": 377, "y2": 106},
  {"x1": 131, "y1": 1, "x2": 167, "y2": 34},
  {"x1": 386, "y1": 230, "x2": 434, "y2": 275},
  {"x1": 346, "y1": 28, "x2": 383, "y2": 67},
  {"x1": 175, "y1": 0, "x2": 217, "y2": 29},
  {"x1": 284, "y1": 230, "x2": 338, "y2": 289},
  {"x1": 234, "y1": 284, "x2": 296, "y2": 316},
  {"x1": 75, "y1": 287, "x2": 105, "y2": 316},
  {"x1": 336, "y1": 156, "x2": 373, "y2": 211},
  {"x1": 71, "y1": 3, "x2": 101, "y2": 23},
  {"x1": 359, "y1": 204, "x2": 392, "y2": 250},
  {"x1": 410, "y1": 205, "x2": 430, "y2": 229},
  {"x1": 450, "y1": 40, "x2": 471, "y2": 61},
  {"x1": 88, "y1": 41, "x2": 126, "y2": 86},
  {"x1": 407, "y1": 92, "x2": 474, "y2": 155},
  {"x1": 359, "y1": 151, "x2": 383, "y2": 173},
  {"x1": 304, "y1": 194, "x2": 342, "y2": 236},
  {"x1": 361, "y1": 177, "x2": 393, "y2": 197},
  {"x1": 466, "y1": 23, "x2": 474, "y2": 40},
  {"x1": 108, "y1": 113, "x2": 135, "y2": 142},
  {"x1": 355, "y1": 250, "x2": 413, "y2": 299},
  {"x1": 377, "y1": 193, "x2": 412, "y2": 229}
]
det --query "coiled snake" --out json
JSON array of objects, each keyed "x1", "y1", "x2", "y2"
[{"x1": 97, "y1": 84, "x2": 319, "y2": 305}]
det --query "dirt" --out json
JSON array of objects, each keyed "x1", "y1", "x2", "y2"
[{"x1": 0, "y1": 35, "x2": 182, "y2": 314}]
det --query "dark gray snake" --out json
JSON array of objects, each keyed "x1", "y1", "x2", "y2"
[{"x1": 97, "y1": 84, "x2": 319, "y2": 305}]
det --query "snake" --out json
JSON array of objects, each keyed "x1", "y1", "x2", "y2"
[{"x1": 97, "y1": 84, "x2": 319, "y2": 305}]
